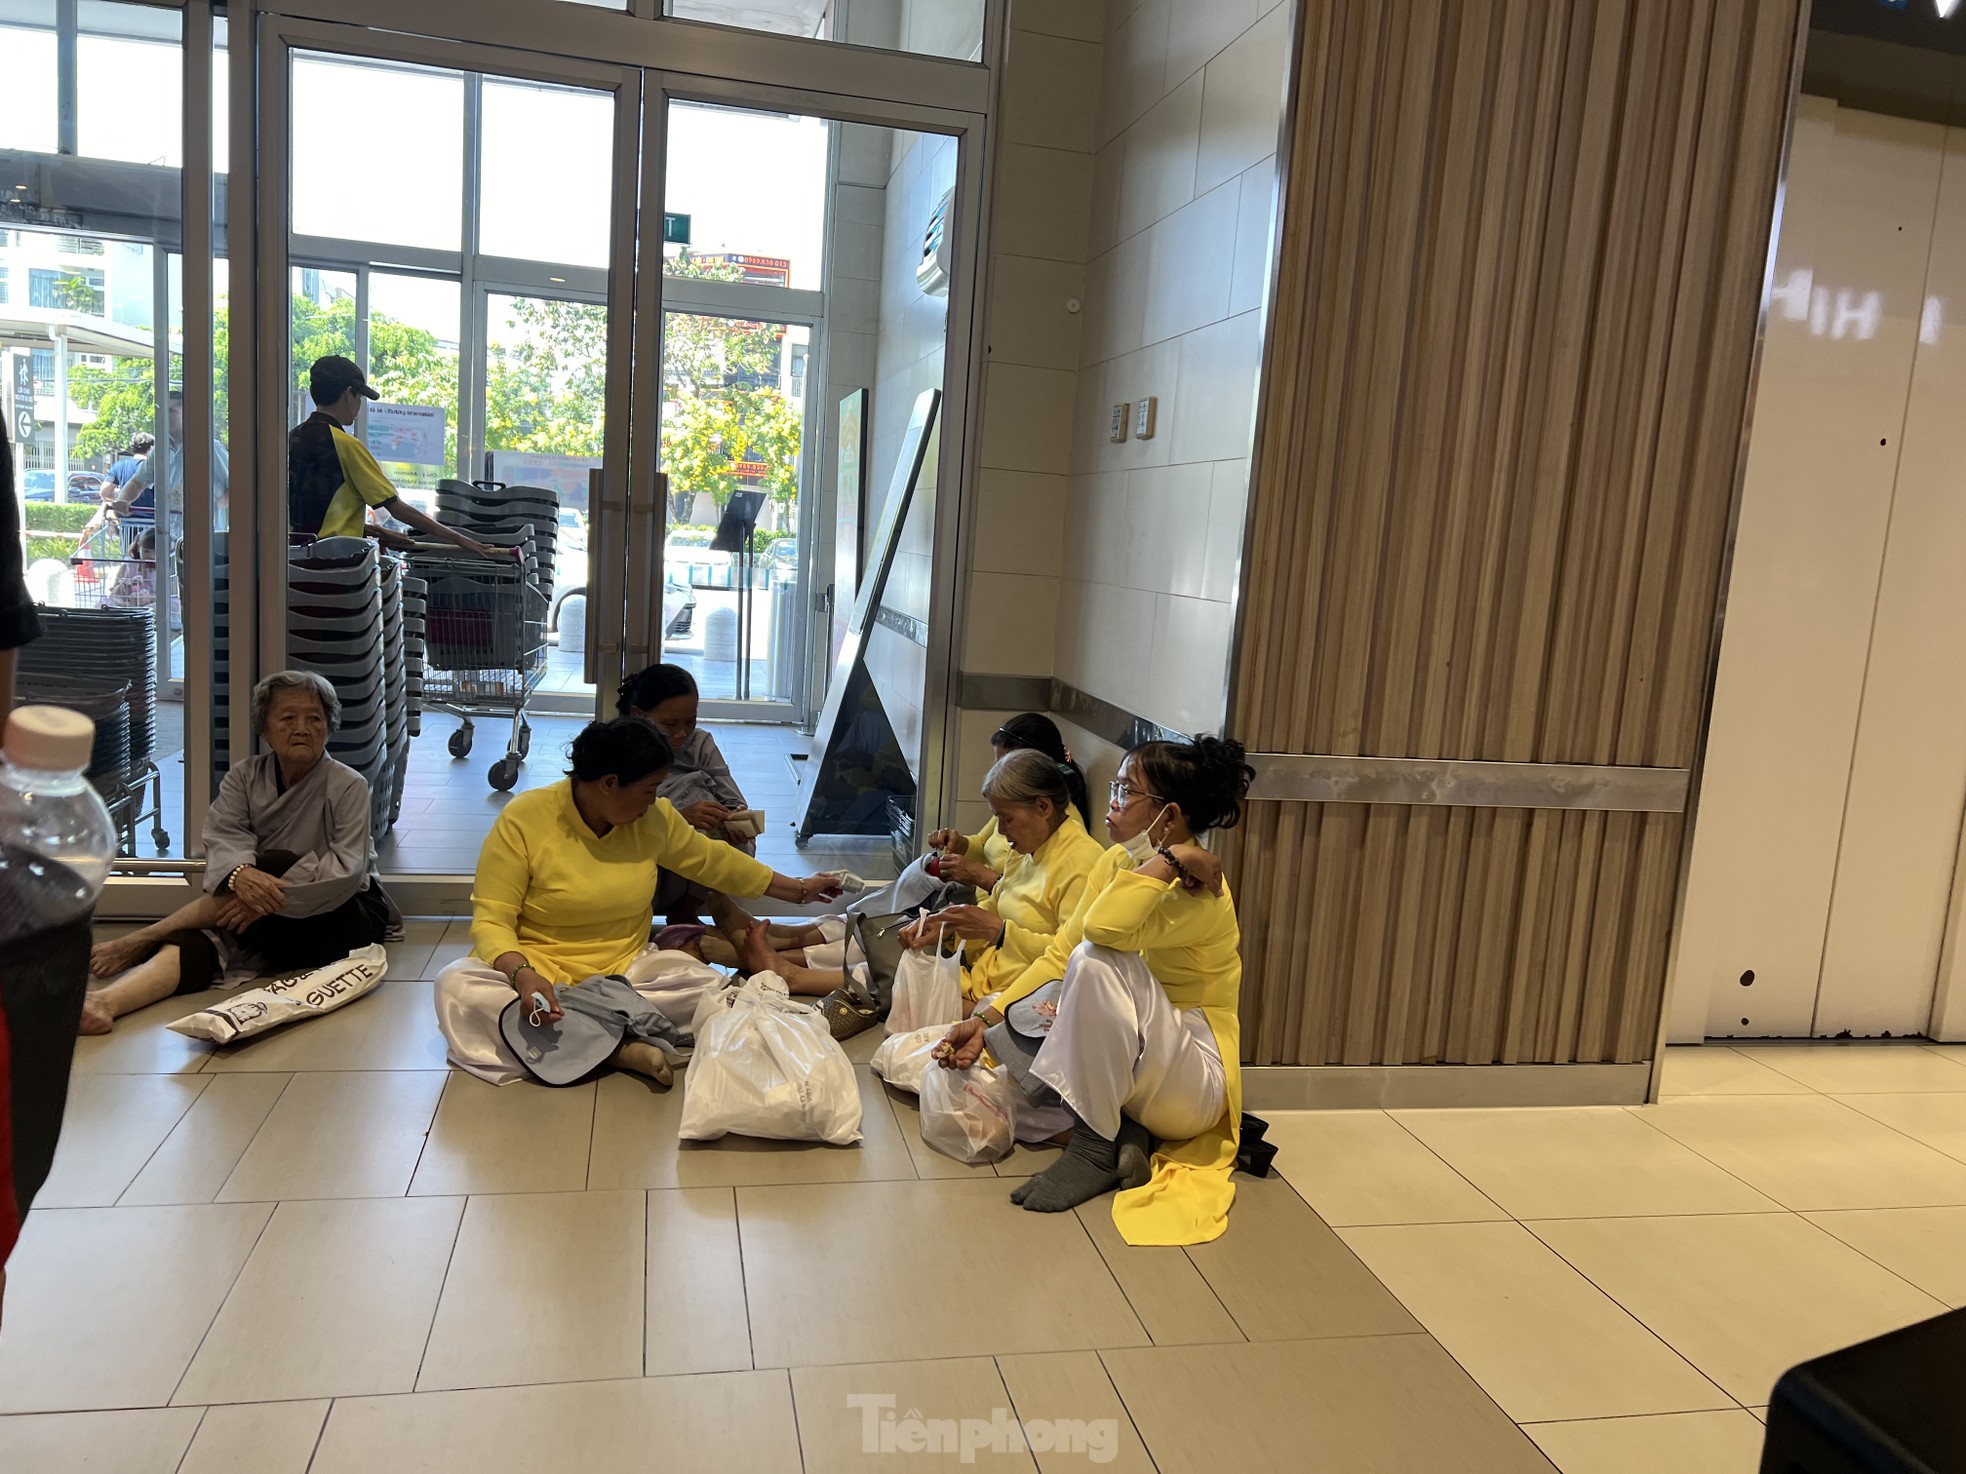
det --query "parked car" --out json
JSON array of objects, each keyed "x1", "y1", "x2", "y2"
[
  {"x1": 663, "y1": 529, "x2": 731, "y2": 586},
  {"x1": 765, "y1": 538, "x2": 798, "y2": 579},
  {"x1": 20, "y1": 470, "x2": 56, "y2": 501}
]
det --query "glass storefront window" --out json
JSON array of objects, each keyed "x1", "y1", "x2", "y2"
[
  {"x1": 479, "y1": 80, "x2": 612, "y2": 267},
  {"x1": 665, "y1": 103, "x2": 829, "y2": 290},
  {"x1": 0, "y1": 5, "x2": 58, "y2": 153},
  {"x1": 77, "y1": 1, "x2": 183, "y2": 166},
  {"x1": 291, "y1": 54, "x2": 463, "y2": 250},
  {"x1": 366, "y1": 273, "x2": 460, "y2": 499},
  {"x1": 666, "y1": 0, "x2": 985, "y2": 61}
]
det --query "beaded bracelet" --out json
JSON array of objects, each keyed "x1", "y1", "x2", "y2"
[{"x1": 1156, "y1": 844, "x2": 1195, "y2": 887}]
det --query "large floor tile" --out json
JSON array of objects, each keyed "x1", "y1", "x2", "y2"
[
  {"x1": 1527, "y1": 1409, "x2": 1767, "y2": 1474},
  {"x1": 1073, "y1": 1199, "x2": 1243, "y2": 1346},
  {"x1": 0, "y1": 1202, "x2": 272, "y2": 1413},
  {"x1": 119, "y1": 1072, "x2": 290, "y2": 1205},
  {"x1": 1804, "y1": 1206, "x2": 1966, "y2": 1307},
  {"x1": 1340, "y1": 1221, "x2": 1730, "y2": 1422},
  {"x1": 1392, "y1": 1106, "x2": 1779, "y2": 1219},
  {"x1": 420, "y1": 1189, "x2": 644, "y2": 1391},
  {"x1": 648, "y1": 1187, "x2": 754, "y2": 1376},
  {"x1": 1531, "y1": 1213, "x2": 1947, "y2": 1405},
  {"x1": 178, "y1": 1400, "x2": 331, "y2": 1474},
  {"x1": 1657, "y1": 1046, "x2": 1815, "y2": 1098},
  {"x1": 1183, "y1": 1176, "x2": 1420, "y2": 1342},
  {"x1": 997, "y1": 1351, "x2": 1158, "y2": 1474},
  {"x1": 424, "y1": 918, "x2": 480, "y2": 978},
  {"x1": 175, "y1": 1195, "x2": 464, "y2": 1404},
  {"x1": 34, "y1": 1074, "x2": 207, "y2": 1207},
  {"x1": 792, "y1": 1358, "x2": 1037, "y2": 1472},
  {"x1": 69, "y1": 986, "x2": 227, "y2": 1076},
  {"x1": 408, "y1": 1073, "x2": 594, "y2": 1196},
  {"x1": 1730, "y1": 1045, "x2": 1966, "y2": 1094},
  {"x1": 1264, "y1": 1109, "x2": 1509, "y2": 1225},
  {"x1": 737, "y1": 1178, "x2": 1147, "y2": 1367},
  {"x1": 0, "y1": 1408, "x2": 203, "y2": 1472},
  {"x1": 308, "y1": 1371, "x2": 802, "y2": 1474},
  {"x1": 1833, "y1": 1092, "x2": 1966, "y2": 1163},
  {"x1": 1634, "y1": 1096, "x2": 1966, "y2": 1210},
  {"x1": 204, "y1": 981, "x2": 450, "y2": 1073},
  {"x1": 1102, "y1": 1335, "x2": 1553, "y2": 1473},
  {"x1": 587, "y1": 1066, "x2": 917, "y2": 1190},
  {"x1": 217, "y1": 1070, "x2": 446, "y2": 1200}
]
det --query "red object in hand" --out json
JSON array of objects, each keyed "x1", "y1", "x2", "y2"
[{"x1": 926, "y1": 854, "x2": 944, "y2": 879}]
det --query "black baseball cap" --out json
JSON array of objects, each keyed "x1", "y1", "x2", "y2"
[{"x1": 310, "y1": 354, "x2": 379, "y2": 405}]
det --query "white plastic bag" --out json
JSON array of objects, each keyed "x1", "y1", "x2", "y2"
[
  {"x1": 919, "y1": 1061, "x2": 1018, "y2": 1164},
  {"x1": 869, "y1": 1022, "x2": 950, "y2": 1096},
  {"x1": 679, "y1": 973, "x2": 863, "y2": 1144},
  {"x1": 886, "y1": 920, "x2": 963, "y2": 1036},
  {"x1": 168, "y1": 944, "x2": 388, "y2": 1045}
]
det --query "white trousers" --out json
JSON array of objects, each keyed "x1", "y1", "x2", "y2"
[
  {"x1": 802, "y1": 915, "x2": 869, "y2": 987},
  {"x1": 435, "y1": 946, "x2": 725, "y2": 1085},
  {"x1": 1031, "y1": 944, "x2": 1226, "y2": 1143}
]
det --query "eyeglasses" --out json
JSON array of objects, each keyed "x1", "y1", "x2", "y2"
[{"x1": 1108, "y1": 780, "x2": 1167, "y2": 807}]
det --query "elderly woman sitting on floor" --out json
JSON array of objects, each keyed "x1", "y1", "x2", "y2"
[{"x1": 82, "y1": 670, "x2": 399, "y2": 1033}]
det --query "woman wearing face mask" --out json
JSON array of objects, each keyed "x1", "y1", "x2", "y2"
[
  {"x1": 616, "y1": 663, "x2": 753, "y2": 926},
  {"x1": 935, "y1": 734, "x2": 1254, "y2": 1243},
  {"x1": 433, "y1": 717, "x2": 841, "y2": 1085},
  {"x1": 898, "y1": 747, "x2": 1101, "y2": 1007}
]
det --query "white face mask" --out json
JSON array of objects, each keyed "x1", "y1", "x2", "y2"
[{"x1": 1118, "y1": 805, "x2": 1170, "y2": 866}]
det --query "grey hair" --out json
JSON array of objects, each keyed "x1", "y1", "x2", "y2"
[
  {"x1": 981, "y1": 747, "x2": 1071, "y2": 816},
  {"x1": 252, "y1": 670, "x2": 340, "y2": 734}
]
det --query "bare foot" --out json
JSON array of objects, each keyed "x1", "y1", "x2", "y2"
[
  {"x1": 90, "y1": 934, "x2": 149, "y2": 979},
  {"x1": 738, "y1": 919, "x2": 779, "y2": 978},
  {"x1": 609, "y1": 1040, "x2": 672, "y2": 1087},
  {"x1": 78, "y1": 990, "x2": 117, "y2": 1035}
]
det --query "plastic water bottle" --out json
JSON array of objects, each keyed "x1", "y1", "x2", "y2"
[
  {"x1": 0, "y1": 704, "x2": 113, "y2": 1226},
  {"x1": 0, "y1": 705, "x2": 115, "y2": 945}
]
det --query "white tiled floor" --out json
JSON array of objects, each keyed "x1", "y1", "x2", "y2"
[
  {"x1": 1278, "y1": 1041, "x2": 1966, "y2": 1473},
  {"x1": 10, "y1": 1008, "x2": 1962, "y2": 1470}
]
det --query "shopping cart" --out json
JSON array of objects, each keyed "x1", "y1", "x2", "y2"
[
  {"x1": 66, "y1": 519, "x2": 167, "y2": 616},
  {"x1": 411, "y1": 545, "x2": 548, "y2": 790}
]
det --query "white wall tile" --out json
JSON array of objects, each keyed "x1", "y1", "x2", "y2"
[
  {"x1": 1229, "y1": 156, "x2": 1278, "y2": 317},
  {"x1": 1143, "y1": 177, "x2": 1240, "y2": 345},
  {"x1": 1169, "y1": 308, "x2": 1263, "y2": 464},
  {"x1": 833, "y1": 276, "x2": 880, "y2": 334},
  {"x1": 836, "y1": 182, "x2": 887, "y2": 228},
  {"x1": 1003, "y1": 30, "x2": 1103, "y2": 152},
  {"x1": 1098, "y1": 0, "x2": 1171, "y2": 147},
  {"x1": 963, "y1": 571, "x2": 1061, "y2": 676},
  {"x1": 833, "y1": 219, "x2": 884, "y2": 282},
  {"x1": 1087, "y1": 336, "x2": 1180, "y2": 475},
  {"x1": 1075, "y1": 467, "x2": 1134, "y2": 588},
  {"x1": 1013, "y1": 0, "x2": 1103, "y2": 43},
  {"x1": 979, "y1": 363, "x2": 1079, "y2": 474},
  {"x1": 1196, "y1": 5, "x2": 1292, "y2": 195},
  {"x1": 1202, "y1": 457, "x2": 1249, "y2": 603},
  {"x1": 839, "y1": 123, "x2": 895, "y2": 186},
  {"x1": 994, "y1": 145, "x2": 1096, "y2": 262},
  {"x1": 988, "y1": 254, "x2": 1087, "y2": 371},
  {"x1": 1166, "y1": 0, "x2": 1261, "y2": 88},
  {"x1": 1088, "y1": 137, "x2": 1125, "y2": 259},
  {"x1": 1055, "y1": 715, "x2": 1126, "y2": 807},
  {"x1": 1082, "y1": 229, "x2": 1150, "y2": 364},
  {"x1": 972, "y1": 469, "x2": 1068, "y2": 578},
  {"x1": 830, "y1": 330, "x2": 876, "y2": 390},
  {"x1": 1148, "y1": 594, "x2": 1235, "y2": 732},
  {"x1": 957, "y1": 707, "x2": 1016, "y2": 794},
  {"x1": 1131, "y1": 461, "x2": 1214, "y2": 597},
  {"x1": 1118, "y1": 70, "x2": 1203, "y2": 242},
  {"x1": 1056, "y1": 578, "x2": 1157, "y2": 716}
]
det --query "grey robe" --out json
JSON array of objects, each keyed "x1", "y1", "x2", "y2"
[{"x1": 656, "y1": 728, "x2": 746, "y2": 815}]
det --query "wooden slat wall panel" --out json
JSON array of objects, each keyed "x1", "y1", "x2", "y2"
[{"x1": 1226, "y1": 0, "x2": 1797, "y2": 1066}]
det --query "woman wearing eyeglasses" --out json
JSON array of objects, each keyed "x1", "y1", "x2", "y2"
[{"x1": 935, "y1": 734, "x2": 1254, "y2": 1245}]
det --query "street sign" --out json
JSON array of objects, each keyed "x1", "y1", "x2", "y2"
[{"x1": 663, "y1": 212, "x2": 691, "y2": 245}]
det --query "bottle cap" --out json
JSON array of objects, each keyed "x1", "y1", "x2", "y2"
[{"x1": 4, "y1": 705, "x2": 98, "y2": 773}]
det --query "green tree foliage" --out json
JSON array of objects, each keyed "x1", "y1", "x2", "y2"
[{"x1": 484, "y1": 297, "x2": 606, "y2": 458}]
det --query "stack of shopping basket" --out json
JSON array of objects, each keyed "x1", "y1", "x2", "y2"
[
  {"x1": 287, "y1": 537, "x2": 398, "y2": 840},
  {"x1": 435, "y1": 480, "x2": 559, "y2": 605}
]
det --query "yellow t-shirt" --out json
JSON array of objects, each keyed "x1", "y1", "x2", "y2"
[
  {"x1": 963, "y1": 816, "x2": 1016, "y2": 877},
  {"x1": 469, "y1": 779, "x2": 773, "y2": 984},
  {"x1": 288, "y1": 411, "x2": 399, "y2": 539},
  {"x1": 962, "y1": 815, "x2": 1104, "y2": 1000}
]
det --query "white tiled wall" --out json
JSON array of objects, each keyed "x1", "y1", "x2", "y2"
[{"x1": 1052, "y1": 0, "x2": 1289, "y2": 737}]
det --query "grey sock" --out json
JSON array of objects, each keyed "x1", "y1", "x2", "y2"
[{"x1": 1019, "y1": 1112, "x2": 1127, "y2": 1214}]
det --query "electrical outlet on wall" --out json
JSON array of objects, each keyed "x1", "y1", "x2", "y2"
[
  {"x1": 1135, "y1": 396, "x2": 1158, "y2": 440},
  {"x1": 1110, "y1": 403, "x2": 1131, "y2": 443}
]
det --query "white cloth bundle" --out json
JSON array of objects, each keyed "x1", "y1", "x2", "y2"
[
  {"x1": 868, "y1": 1022, "x2": 950, "y2": 1096},
  {"x1": 919, "y1": 1061, "x2": 1018, "y2": 1164},
  {"x1": 169, "y1": 944, "x2": 388, "y2": 1045},
  {"x1": 679, "y1": 972, "x2": 862, "y2": 1145}
]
